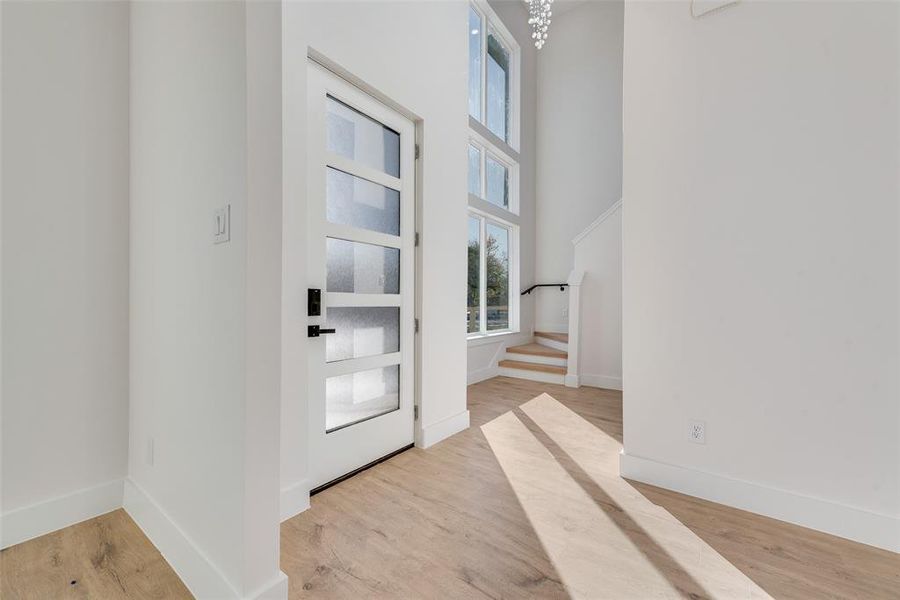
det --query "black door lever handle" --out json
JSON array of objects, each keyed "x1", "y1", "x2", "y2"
[{"x1": 308, "y1": 325, "x2": 336, "y2": 338}]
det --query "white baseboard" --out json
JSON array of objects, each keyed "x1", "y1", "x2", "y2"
[
  {"x1": 1, "y1": 479, "x2": 124, "y2": 549},
  {"x1": 419, "y1": 410, "x2": 470, "y2": 448},
  {"x1": 280, "y1": 479, "x2": 311, "y2": 522},
  {"x1": 581, "y1": 373, "x2": 623, "y2": 391},
  {"x1": 467, "y1": 365, "x2": 499, "y2": 385},
  {"x1": 620, "y1": 451, "x2": 900, "y2": 553},
  {"x1": 123, "y1": 478, "x2": 240, "y2": 599},
  {"x1": 247, "y1": 571, "x2": 289, "y2": 600},
  {"x1": 535, "y1": 323, "x2": 567, "y2": 334},
  {"x1": 565, "y1": 374, "x2": 579, "y2": 388}
]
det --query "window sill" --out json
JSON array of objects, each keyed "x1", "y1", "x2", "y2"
[{"x1": 467, "y1": 330, "x2": 520, "y2": 347}]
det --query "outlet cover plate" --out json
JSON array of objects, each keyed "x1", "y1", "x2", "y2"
[{"x1": 689, "y1": 420, "x2": 706, "y2": 444}]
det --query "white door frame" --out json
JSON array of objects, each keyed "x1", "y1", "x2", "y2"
[{"x1": 305, "y1": 56, "x2": 423, "y2": 491}]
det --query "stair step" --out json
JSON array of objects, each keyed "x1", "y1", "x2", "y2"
[
  {"x1": 498, "y1": 360, "x2": 566, "y2": 375},
  {"x1": 507, "y1": 343, "x2": 567, "y2": 359},
  {"x1": 535, "y1": 331, "x2": 569, "y2": 344}
]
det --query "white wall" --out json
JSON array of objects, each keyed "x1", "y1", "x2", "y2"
[
  {"x1": 129, "y1": 2, "x2": 284, "y2": 597},
  {"x1": 467, "y1": 0, "x2": 538, "y2": 384},
  {"x1": 535, "y1": 0, "x2": 623, "y2": 332},
  {"x1": 1, "y1": 0, "x2": 130, "y2": 547},
  {"x1": 573, "y1": 201, "x2": 622, "y2": 390},
  {"x1": 281, "y1": 0, "x2": 471, "y2": 515},
  {"x1": 622, "y1": 1, "x2": 900, "y2": 551}
]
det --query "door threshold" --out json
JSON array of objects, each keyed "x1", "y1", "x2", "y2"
[{"x1": 310, "y1": 443, "x2": 415, "y2": 496}]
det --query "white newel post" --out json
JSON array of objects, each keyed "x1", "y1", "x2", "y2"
[{"x1": 565, "y1": 270, "x2": 585, "y2": 388}]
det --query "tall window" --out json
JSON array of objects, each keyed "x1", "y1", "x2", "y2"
[{"x1": 467, "y1": 2, "x2": 520, "y2": 338}]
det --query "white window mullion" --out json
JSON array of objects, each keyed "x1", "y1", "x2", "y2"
[
  {"x1": 479, "y1": 215, "x2": 487, "y2": 335},
  {"x1": 481, "y1": 14, "x2": 488, "y2": 129}
]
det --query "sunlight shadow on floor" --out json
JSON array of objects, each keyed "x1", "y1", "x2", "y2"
[{"x1": 481, "y1": 393, "x2": 772, "y2": 600}]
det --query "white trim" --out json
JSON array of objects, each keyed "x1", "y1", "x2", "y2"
[
  {"x1": 470, "y1": 0, "x2": 521, "y2": 152},
  {"x1": 535, "y1": 323, "x2": 567, "y2": 334},
  {"x1": 247, "y1": 572, "x2": 289, "y2": 600},
  {"x1": 581, "y1": 373, "x2": 623, "y2": 391},
  {"x1": 565, "y1": 269, "x2": 585, "y2": 388},
  {"x1": 123, "y1": 478, "x2": 239, "y2": 599},
  {"x1": 324, "y1": 223, "x2": 401, "y2": 249},
  {"x1": 468, "y1": 365, "x2": 500, "y2": 385},
  {"x1": 534, "y1": 336, "x2": 568, "y2": 352},
  {"x1": 323, "y1": 351, "x2": 400, "y2": 377},
  {"x1": 325, "y1": 153, "x2": 402, "y2": 191},
  {"x1": 280, "y1": 479, "x2": 311, "y2": 522},
  {"x1": 467, "y1": 329, "x2": 520, "y2": 347},
  {"x1": 505, "y1": 352, "x2": 566, "y2": 367},
  {"x1": 418, "y1": 410, "x2": 470, "y2": 448},
  {"x1": 0, "y1": 479, "x2": 124, "y2": 549},
  {"x1": 497, "y1": 366, "x2": 566, "y2": 386},
  {"x1": 467, "y1": 339, "x2": 507, "y2": 384},
  {"x1": 572, "y1": 198, "x2": 622, "y2": 246},
  {"x1": 467, "y1": 211, "x2": 520, "y2": 338},
  {"x1": 619, "y1": 451, "x2": 900, "y2": 553}
]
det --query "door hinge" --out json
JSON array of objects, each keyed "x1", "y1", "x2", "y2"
[
  {"x1": 414, "y1": 318, "x2": 420, "y2": 333},
  {"x1": 415, "y1": 144, "x2": 421, "y2": 160},
  {"x1": 414, "y1": 232, "x2": 420, "y2": 247},
  {"x1": 414, "y1": 405, "x2": 419, "y2": 420}
]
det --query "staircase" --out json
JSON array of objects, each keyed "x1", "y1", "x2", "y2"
[{"x1": 498, "y1": 332, "x2": 569, "y2": 385}]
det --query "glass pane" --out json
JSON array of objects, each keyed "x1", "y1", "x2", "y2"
[
  {"x1": 326, "y1": 365, "x2": 399, "y2": 432},
  {"x1": 468, "y1": 145, "x2": 482, "y2": 197},
  {"x1": 486, "y1": 31, "x2": 510, "y2": 142},
  {"x1": 327, "y1": 167, "x2": 400, "y2": 236},
  {"x1": 327, "y1": 96, "x2": 400, "y2": 178},
  {"x1": 327, "y1": 238, "x2": 400, "y2": 294},
  {"x1": 485, "y1": 222, "x2": 509, "y2": 331},
  {"x1": 468, "y1": 7, "x2": 482, "y2": 120},
  {"x1": 468, "y1": 216, "x2": 481, "y2": 334},
  {"x1": 325, "y1": 307, "x2": 399, "y2": 363},
  {"x1": 485, "y1": 155, "x2": 508, "y2": 209}
]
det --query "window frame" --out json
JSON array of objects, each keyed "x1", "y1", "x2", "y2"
[
  {"x1": 467, "y1": 1, "x2": 521, "y2": 341},
  {"x1": 468, "y1": 131, "x2": 520, "y2": 216},
  {"x1": 467, "y1": 208, "x2": 519, "y2": 340},
  {"x1": 469, "y1": 0, "x2": 521, "y2": 152}
]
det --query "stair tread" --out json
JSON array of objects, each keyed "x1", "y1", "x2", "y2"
[
  {"x1": 535, "y1": 331, "x2": 569, "y2": 343},
  {"x1": 507, "y1": 343, "x2": 568, "y2": 359},
  {"x1": 498, "y1": 360, "x2": 567, "y2": 375}
]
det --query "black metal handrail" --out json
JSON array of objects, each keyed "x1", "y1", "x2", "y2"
[{"x1": 521, "y1": 283, "x2": 568, "y2": 295}]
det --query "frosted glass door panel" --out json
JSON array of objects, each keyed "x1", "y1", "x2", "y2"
[
  {"x1": 327, "y1": 96, "x2": 400, "y2": 178},
  {"x1": 326, "y1": 238, "x2": 400, "y2": 294},
  {"x1": 326, "y1": 366, "x2": 400, "y2": 432},
  {"x1": 326, "y1": 167, "x2": 400, "y2": 236},
  {"x1": 325, "y1": 307, "x2": 400, "y2": 363}
]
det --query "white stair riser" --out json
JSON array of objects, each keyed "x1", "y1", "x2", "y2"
[
  {"x1": 503, "y1": 352, "x2": 566, "y2": 367},
  {"x1": 534, "y1": 337, "x2": 568, "y2": 352},
  {"x1": 498, "y1": 367, "x2": 566, "y2": 385}
]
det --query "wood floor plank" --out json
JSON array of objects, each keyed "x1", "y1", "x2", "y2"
[{"x1": 0, "y1": 509, "x2": 193, "y2": 600}]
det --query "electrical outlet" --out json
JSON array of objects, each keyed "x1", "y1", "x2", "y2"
[
  {"x1": 562, "y1": 306, "x2": 568, "y2": 317},
  {"x1": 689, "y1": 420, "x2": 706, "y2": 444},
  {"x1": 146, "y1": 438, "x2": 155, "y2": 466}
]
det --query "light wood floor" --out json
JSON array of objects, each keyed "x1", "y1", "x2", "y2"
[
  {"x1": 3, "y1": 377, "x2": 898, "y2": 598},
  {"x1": 0, "y1": 508, "x2": 192, "y2": 599}
]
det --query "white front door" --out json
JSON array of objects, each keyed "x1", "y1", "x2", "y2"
[{"x1": 306, "y1": 61, "x2": 416, "y2": 490}]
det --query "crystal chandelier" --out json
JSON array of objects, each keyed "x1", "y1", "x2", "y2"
[{"x1": 528, "y1": 0, "x2": 553, "y2": 49}]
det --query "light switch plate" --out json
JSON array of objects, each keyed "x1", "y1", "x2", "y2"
[{"x1": 214, "y1": 205, "x2": 230, "y2": 244}]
